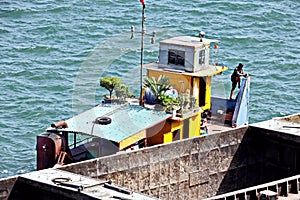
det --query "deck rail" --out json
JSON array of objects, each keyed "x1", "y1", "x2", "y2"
[{"x1": 205, "y1": 174, "x2": 300, "y2": 200}]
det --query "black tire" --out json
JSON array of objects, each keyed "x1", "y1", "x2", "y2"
[{"x1": 95, "y1": 116, "x2": 112, "y2": 125}]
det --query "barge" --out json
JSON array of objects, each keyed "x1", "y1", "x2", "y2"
[{"x1": 37, "y1": 34, "x2": 250, "y2": 170}]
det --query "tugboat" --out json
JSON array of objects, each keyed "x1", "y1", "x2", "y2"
[{"x1": 36, "y1": 32, "x2": 250, "y2": 170}]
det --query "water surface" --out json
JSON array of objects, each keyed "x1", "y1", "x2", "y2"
[{"x1": 0, "y1": 0, "x2": 299, "y2": 178}]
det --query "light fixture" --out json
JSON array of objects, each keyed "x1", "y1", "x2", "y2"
[
  {"x1": 130, "y1": 26, "x2": 135, "y2": 39},
  {"x1": 130, "y1": 26, "x2": 155, "y2": 44},
  {"x1": 199, "y1": 31, "x2": 205, "y2": 42},
  {"x1": 151, "y1": 31, "x2": 156, "y2": 44}
]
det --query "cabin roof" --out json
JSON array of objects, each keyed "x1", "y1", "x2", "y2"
[
  {"x1": 58, "y1": 104, "x2": 171, "y2": 145},
  {"x1": 160, "y1": 36, "x2": 220, "y2": 48},
  {"x1": 143, "y1": 62, "x2": 227, "y2": 77}
]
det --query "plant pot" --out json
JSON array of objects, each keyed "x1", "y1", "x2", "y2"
[
  {"x1": 172, "y1": 110, "x2": 177, "y2": 118},
  {"x1": 154, "y1": 104, "x2": 164, "y2": 111},
  {"x1": 103, "y1": 96, "x2": 120, "y2": 104}
]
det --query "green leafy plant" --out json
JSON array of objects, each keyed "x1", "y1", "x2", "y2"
[
  {"x1": 100, "y1": 76, "x2": 121, "y2": 100},
  {"x1": 161, "y1": 95, "x2": 180, "y2": 112},
  {"x1": 178, "y1": 93, "x2": 190, "y2": 108},
  {"x1": 143, "y1": 75, "x2": 173, "y2": 103},
  {"x1": 115, "y1": 83, "x2": 134, "y2": 102}
]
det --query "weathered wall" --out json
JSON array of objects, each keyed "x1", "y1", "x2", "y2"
[
  {"x1": 61, "y1": 127, "x2": 248, "y2": 199},
  {"x1": 0, "y1": 177, "x2": 17, "y2": 200},
  {"x1": 248, "y1": 126, "x2": 300, "y2": 181},
  {"x1": 2, "y1": 125, "x2": 300, "y2": 199},
  {"x1": 216, "y1": 125, "x2": 300, "y2": 195}
]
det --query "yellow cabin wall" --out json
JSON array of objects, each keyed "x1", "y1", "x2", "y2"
[
  {"x1": 203, "y1": 76, "x2": 212, "y2": 110},
  {"x1": 192, "y1": 78, "x2": 200, "y2": 106},
  {"x1": 163, "y1": 119, "x2": 183, "y2": 144},
  {"x1": 147, "y1": 69, "x2": 214, "y2": 111},
  {"x1": 145, "y1": 67, "x2": 215, "y2": 142},
  {"x1": 171, "y1": 120, "x2": 181, "y2": 132},
  {"x1": 125, "y1": 113, "x2": 201, "y2": 148},
  {"x1": 123, "y1": 114, "x2": 201, "y2": 148},
  {"x1": 188, "y1": 114, "x2": 201, "y2": 138},
  {"x1": 119, "y1": 130, "x2": 146, "y2": 150},
  {"x1": 163, "y1": 132, "x2": 173, "y2": 143},
  {"x1": 147, "y1": 70, "x2": 192, "y2": 94}
]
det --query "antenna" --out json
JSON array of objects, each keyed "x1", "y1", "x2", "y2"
[{"x1": 130, "y1": 5, "x2": 156, "y2": 105}]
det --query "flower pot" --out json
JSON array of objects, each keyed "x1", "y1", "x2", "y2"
[{"x1": 172, "y1": 110, "x2": 177, "y2": 118}]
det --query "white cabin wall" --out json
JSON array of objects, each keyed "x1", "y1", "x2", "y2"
[{"x1": 159, "y1": 43, "x2": 194, "y2": 72}]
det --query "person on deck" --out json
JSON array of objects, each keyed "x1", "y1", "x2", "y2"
[{"x1": 229, "y1": 63, "x2": 248, "y2": 100}]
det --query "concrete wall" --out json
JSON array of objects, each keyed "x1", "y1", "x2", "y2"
[
  {"x1": 211, "y1": 125, "x2": 300, "y2": 195},
  {"x1": 0, "y1": 176, "x2": 17, "y2": 200},
  {"x1": 246, "y1": 126, "x2": 300, "y2": 181},
  {"x1": 61, "y1": 125, "x2": 300, "y2": 199},
  {"x1": 2, "y1": 124, "x2": 300, "y2": 199},
  {"x1": 61, "y1": 127, "x2": 248, "y2": 199}
]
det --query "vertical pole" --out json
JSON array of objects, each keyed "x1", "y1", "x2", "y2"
[{"x1": 139, "y1": 5, "x2": 145, "y2": 105}]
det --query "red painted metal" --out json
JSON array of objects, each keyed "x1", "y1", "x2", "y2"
[{"x1": 36, "y1": 132, "x2": 62, "y2": 170}]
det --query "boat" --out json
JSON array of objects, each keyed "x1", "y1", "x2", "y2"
[{"x1": 36, "y1": 31, "x2": 250, "y2": 170}]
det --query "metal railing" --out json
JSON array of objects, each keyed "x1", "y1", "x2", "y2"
[{"x1": 205, "y1": 174, "x2": 300, "y2": 200}]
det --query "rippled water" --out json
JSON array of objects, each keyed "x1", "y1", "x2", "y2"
[{"x1": 0, "y1": 0, "x2": 299, "y2": 178}]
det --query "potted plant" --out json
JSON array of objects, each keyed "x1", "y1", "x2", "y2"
[
  {"x1": 115, "y1": 83, "x2": 134, "y2": 103},
  {"x1": 100, "y1": 76, "x2": 134, "y2": 103},
  {"x1": 161, "y1": 95, "x2": 180, "y2": 117},
  {"x1": 178, "y1": 91, "x2": 190, "y2": 109},
  {"x1": 100, "y1": 76, "x2": 121, "y2": 101},
  {"x1": 143, "y1": 75, "x2": 173, "y2": 105}
]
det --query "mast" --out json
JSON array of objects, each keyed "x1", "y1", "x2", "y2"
[
  {"x1": 131, "y1": 1, "x2": 154, "y2": 105},
  {"x1": 139, "y1": 4, "x2": 145, "y2": 105}
]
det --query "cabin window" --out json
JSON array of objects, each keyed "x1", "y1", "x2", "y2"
[
  {"x1": 199, "y1": 49, "x2": 205, "y2": 66},
  {"x1": 168, "y1": 49, "x2": 185, "y2": 66}
]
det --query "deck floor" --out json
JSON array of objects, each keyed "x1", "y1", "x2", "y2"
[{"x1": 204, "y1": 116, "x2": 233, "y2": 135}]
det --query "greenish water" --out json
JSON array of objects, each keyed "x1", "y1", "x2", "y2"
[{"x1": 0, "y1": 0, "x2": 299, "y2": 178}]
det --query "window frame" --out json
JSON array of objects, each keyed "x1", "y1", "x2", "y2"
[
  {"x1": 168, "y1": 49, "x2": 185, "y2": 66},
  {"x1": 198, "y1": 48, "x2": 206, "y2": 66}
]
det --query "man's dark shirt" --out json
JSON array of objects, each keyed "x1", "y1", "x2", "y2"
[{"x1": 231, "y1": 67, "x2": 244, "y2": 82}]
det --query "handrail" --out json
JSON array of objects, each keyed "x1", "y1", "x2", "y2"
[
  {"x1": 232, "y1": 76, "x2": 251, "y2": 127},
  {"x1": 204, "y1": 174, "x2": 300, "y2": 200}
]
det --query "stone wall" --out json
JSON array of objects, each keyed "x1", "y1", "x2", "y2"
[
  {"x1": 0, "y1": 176, "x2": 17, "y2": 200},
  {"x1": 61, "y1": 126, "x2": 248, "y2": 199},
  {"x1": 3, "y1": 124, "x2": 300, "y2": 199}
]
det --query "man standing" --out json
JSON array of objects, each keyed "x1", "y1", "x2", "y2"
[{"x1": 229, "y1": 63, "x2": 248, "y2": 100}]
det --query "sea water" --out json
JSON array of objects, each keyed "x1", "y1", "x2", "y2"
[{"x1": 0, "y1": 0, "x2": 299, "y2": 178}]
